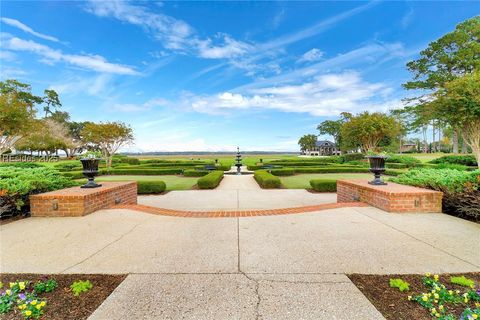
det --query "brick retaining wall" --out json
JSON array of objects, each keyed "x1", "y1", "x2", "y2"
[
  {"x1": 337, "y1": 179, "x2": 442, "y2": 213},
  {"x1": 30, "y1": 182, "x2": 137, "y2": 217}
]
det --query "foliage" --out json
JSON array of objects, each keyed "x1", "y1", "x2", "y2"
[
  {"x1": 137, "y1": 181, "x2": 166, "y2": 194},
  {"x1": 298, "y1": 134, "x2": 317, "y2": 152},
  {"x1": 0, "y1": 162, "x2": 42, "y2": 168},
  {"x1": 183, "y1": 169, "x2": 209, "y2": 177},
  {"x1": 197, "y1": 171, "x2": 224, "y2": 189},
  {"x1": 389, "y1": 278, "x2": 410, "y2": 292},
  {"x1": 270, "y1": 168, "x2": 295, "y2": 176},
  {"x1": 82, "y1": 122, "x2": 134, "y2": 169},
  {"x1": 317, "y1": 116, "x2": 349, "y2": 147},
  {"x1": 339, "y1": 153, "x2": 365, "y2": 163},
  {"x1": 450, "y1": 276, "x2": 475, "y2": 288},
  {"x1": 340, "y1": 112, "x2": 402, "y2": 153},
  {"x1": 407, "y1": 273, "x2": 480, "y2": 319},
  {"x1": 430, "y1": 155, "x2": 478, "y2": 166},
  {"x1": 309, "y1": 179, "x2": 337, "y2": 192},
  {"x1": 392, "y1": 169, "x2": 480, "y2": 219},
  {"x1": 109, "y1": 168, "x2": 184, "y2": 175},
  {"x1": 385, "y1": 155, "x2": 422, "y2": 167},
  {"x1": 0, "y1": 280, "x2": 49, "y2": 319},
  {"x1": 70, "y1": 280, "x2": 93, "y2": 297},
  {"x1": 33, "y1": 279, "x2": 57, "y2": 294},
  {"x1": 254, "y1": 170, "x2": 281, "y2": 188},
  {"x1": 0, "y1": 166, "x2": 75, "y2": 217}
]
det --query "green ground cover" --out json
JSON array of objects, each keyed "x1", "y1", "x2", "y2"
[
  {"x1": 279, "y1": 173, "x2": 372, "y2": 189},
  {"x1": 80, "y1": 175, "x2": 198, "y2": 191}
]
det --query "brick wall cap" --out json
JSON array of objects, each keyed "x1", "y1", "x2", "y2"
[
  {"x1": 29, "y1": 181, "x2": 137, "y2": 199},
  {"x1": 337, "y1": 179, "x2": 443, "y2": 196}
]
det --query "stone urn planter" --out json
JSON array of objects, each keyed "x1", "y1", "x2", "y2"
[
  {"x1": 366, "y1": 155, "x2": 388, "y2": 185},
  {"x1": 80, "y1": 158, "x2": 102, "y2": 188}
]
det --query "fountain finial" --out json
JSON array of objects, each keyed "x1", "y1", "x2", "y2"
[{"x1": 235, "y1": 147, "x2": 242, "y2": 175}]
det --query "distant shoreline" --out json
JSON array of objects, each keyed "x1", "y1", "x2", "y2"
[{"x1": 121, "y1": 151, "x2": 299, "y2": 156}]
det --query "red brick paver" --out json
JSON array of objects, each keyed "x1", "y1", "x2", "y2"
[{"x1": 112, "y1": 202, "x2": 368, "y2": 218}]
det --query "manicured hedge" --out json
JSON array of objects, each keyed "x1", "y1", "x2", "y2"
[
  {"x1": 109, "y1": 168, "x2": 184, "y2": 175},
  {"x1": 197, "y1": 171, "x2": 224, "y2": 189},
  {"x1": 391, "y1": 168, "x2": 480, "y2": 220},
  {"x1": 0, "y1": 166, "x2": 75, "y2": 217},
  {"x1": 183, "y1": 169, "x2": 209, "y2": 177},
  {"x1": 141, "y1": 159, "x2": 206, "y2": 164},
  {"x1": 430, "y1": 155, "x2": 478, "y2": 166},
  {"x1": 385, "y1": 155, "x2": 421, "y2": 167},
  {"x1": 120, "y1": 157, "x2": 140, "y2": 165},
  {"x1": 270, "y1": 168, "x2": 295, "y2": 176},
  {"x1": 0, "y1": 162, "x2": 43, "y2": 168},
  {"x1": 339, "y1": 153, "x2": 365, "y2": 163},
  {"x1": 385, "y1": 163, "x2": 408, "y2": 169},
  {"x1": 270, "y1": 157, "x2": 340, "y2": 164},
  {"x1": 309, "y1": 179, "x2": 337, "y2": 192},
  {"x1": 254, "y1": 170, "x2": 281, "y2": 188},
  {"x1": 137, "y1": 180, "x2": 166, "y2": 194}
]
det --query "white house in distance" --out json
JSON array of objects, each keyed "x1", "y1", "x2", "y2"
[{"x1": 302, "y1": 140, "x2": 341, "y2": 156}]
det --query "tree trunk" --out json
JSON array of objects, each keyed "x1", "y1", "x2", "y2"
[
  {"x1": 422, "y1": 127, "x2": 428, "y2": 153},
  {"x1": 453, "y1": 128, "x2": 459, "y2": 154},
  {"x1": 432, "y1": 123, "x2": 436, "y2": 153},
  {"x1": 462, "y1": 121, "x2": 480, "y2": 169},
  {"x1": 462, "y1": 140, "x2": 468, "y2": 154}
]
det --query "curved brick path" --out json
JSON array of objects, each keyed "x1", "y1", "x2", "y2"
[{"x1": 113, "y1": 202, "x2": 368, "y2": 218}]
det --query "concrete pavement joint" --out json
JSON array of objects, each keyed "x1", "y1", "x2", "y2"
[
  {"x1": 60, "y1": 217, "x2": 154, "y2": 273},
  {"x1": 353, "y1": 208, "x2": 480, "y2": 269}
]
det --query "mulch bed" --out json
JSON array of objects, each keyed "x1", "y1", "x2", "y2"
[
  {"x1": 0, "y1": 274, "x2": 127, "y2": 320},
  {"x1": 348, "y1": 272, "x2": 480, "y2": 320}
]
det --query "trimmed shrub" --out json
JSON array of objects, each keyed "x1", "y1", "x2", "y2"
[
  {"x1": 120, "y1": 157, "x2": 140, "y2": 165},
  {"x1": 430, "y1": 155, "x2": 477, "y2": 166},
  {"x1": 270, "y1": 168, "x2": 295, "y2": 176},
  {"x1": 254, "y1": 170, "x2": 281, "y2": 188},
  {"x1": 183, "y1": 169, "x2": 209, "y2": 177},
  {"x1": 216, "y1": 165, "x2": 231, "y2": 171},
  {"x1": 197, "y1": 171, "x2": 224, "y2": 189},
  {"x1": 0, "y1": 162, "x2": 43, "y2": 168},
  {"x1": 385, "y1": 163, "x2": 408, "y2": 169},
  {"x1": 137, "y1": 180, "x2": 166, "y2": 194},
  {"x1": 391, "y1": 169, "x2": 480, "y2": 220},
  {"x1": 53, "y1": 162, "x2": 82, "y2": 171},
  {"x1": 109, "y1": 168, "x2": 184, "y2": 175},
  {"x1": 385, "y1": 155, "x2": 421, "y2": 167},
  {"x1": 61, "y1": 170, "x2": 88, "y2": 179},
  {"x1": 0, "y1": 166, "x2": 75, "y2": 217},
  {"x1": 339, "y1": 153, "x2": 365, "y2": 163},
  {"x1": 309, "y1": 179, "x2": 337, "y2": 192}
]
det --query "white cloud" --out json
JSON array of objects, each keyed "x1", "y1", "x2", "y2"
[
  {"x1": 110, "y1": 98, "x2": 169, "y2": 112},
  {"x1": 2, "y1": 34, "x2": 138, "y2": 75},
  {"x1": 183, "y1": 72, "x2": 395, "y2": 116},
  {"x1": 0, "y1": 50, "x2": 16, "y2": 61},
  {"x1": 1, "y1": 17, "x2": 60, "y2": 42},
  {"x1": 298, "y1": 48, "x2": 324, "y2": 63},
  {"x1": 196, "y1": 35, "x2": 253, "y2": 59},
  {"x1": 50, "y1": 74, "x2": 113, "y2": 96}
]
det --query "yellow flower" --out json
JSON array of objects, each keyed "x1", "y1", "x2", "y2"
[
  {"x1": 425, "y1": 272, "x2": 431, "y2": 277},
  {"x1": 472, "y1": 315, "x2": 478, "y2": 320},
  {"x1": 431, "y1": 308, "x2": 436, "y2": 314},
  {"x1": 422, "y1": 296, "x2": 428, "y2": 302},
  {"x1": 25, "y1": 310, "x2": 32, "y2": 316},
  {"x1": 9, "y1": 282, "x2": 15, "y2": 288},
  {"x1": 449, "y1": 290, "x2": 453, "y2": 295},
  {"x1": 433, "y1": 274, "x2": 439, "y2": 280},
  {"x1": 407, "y1": 296, "x2": 412, "y2": 301},
  {"x1": 0, "y1": 282, "x2": 3, "y2": 289},
  {"x1": 439, "y1": 305, "x2": 444, "y2": 310},
  {"x1": 36, "y1": 304, "x2": 41, "y2": 310},
  {"x1": 434, "y1": 299, "x2": 438, "y2": 303},
  {"x1": 464, "y1": 298, "x2": 469, "y2": 303},
  {"x1": 5, "y1": 289, "x2": 11, "y2": 295},
  {"x1": 434, "y1": 293, "x2": 439, "y2": 299},
  {"x1": 456, "y1": 290, "x2": 460, "y2": 294},
  {"x1": 19, "y1": 282, "x2": 25, "y2": 290},
  {"x1": 435, "y1": 313, "x2": 441, "y2": 318},
  {"x1": 40, "y1": 301, "x2": 46, "y2": 307},
  {"x1": 31, "y1": 300, "x2": 37, "y2": 305}
]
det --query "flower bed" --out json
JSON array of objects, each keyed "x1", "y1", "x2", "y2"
[
  {"x1": 349, "y1": 272, "x2": 480, "y2": 320},
  {"x1": 0, "y1": 274, "x2": 126, "y2": 320}
]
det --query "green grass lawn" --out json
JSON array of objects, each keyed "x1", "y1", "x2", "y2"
[
  {"x1": 398, "y1": 153, "x2": 451, "y2": 163},
  {"x1": 280, "y1": 173, "x2": 372, "y2": 189},
  {"x1": 78, "y1": 175, "x2": 199, "y2": 191}
]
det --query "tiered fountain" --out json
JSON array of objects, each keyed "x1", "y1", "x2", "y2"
[{"x1": 235, "y1": 147, "x2": 242, "y2": 175}]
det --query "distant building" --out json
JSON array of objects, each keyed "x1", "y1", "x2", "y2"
[
  {"x1": 302, "y1": 140, "x2": 341, "y2": 156},
  {"x1": 400, "y1": 143, "x2": 417, "y2": 153}
]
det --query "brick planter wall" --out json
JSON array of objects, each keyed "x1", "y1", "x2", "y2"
[
  {"x1": 337, "y1": 179, "x2": 443, "y2": 213},
  {"x1": 30, "y1": 182, "x2": 137, "y2": 217}
]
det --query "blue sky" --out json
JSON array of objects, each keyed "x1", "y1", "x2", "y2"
[{"x1": 1, "y1": 1, "x2": 479, "y2": 152}]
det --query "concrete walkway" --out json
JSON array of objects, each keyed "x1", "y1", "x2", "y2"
[
  {"x1": 139, "y1": 175, "x2": 337, "y2": 210},
  {"x1": 1, "y1": 207, "x2": 479, "y2": 319}
]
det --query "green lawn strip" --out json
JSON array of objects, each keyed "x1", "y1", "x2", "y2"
[
  {"x1": 79, "y1": 175, "x2": 198, "y2": 191},
  {"x1": 279, "y1": 173, "x2": 372, "y2": 189}
]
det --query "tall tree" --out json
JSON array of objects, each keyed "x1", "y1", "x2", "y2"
[
  {"x1": 82, "y1": 122, "x2": 134, "y2": 168},
  {"x1": 433, "y1": 72, "x2": 480, "y2": 168},
  {"x1": 298, "y1": 134, "x2": 317, "y2": 152},
  {"x1": 340, "y1": 112, "x2": 402, "y2": 153},
  {"x1": 43, "y1": 89, "x2": 62, "y2": 117},
  {"x1": 0, "y1": 92, "x2": 37, "y2": 154},
  {"x1": 403, "y1": 16, "x2": 480, "y2": 154}
]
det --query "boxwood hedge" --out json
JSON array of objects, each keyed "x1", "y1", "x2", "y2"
[
  {"x1": 197, "y1": 171, "x2": 224, "y2": 189},
  {"x1": 309, "y1": 179, "x2": 337, "y2": 192},
  {"x1": 269, "y1": 168, "x2": 295, "y2": 176},
  {"x1": 254, "y1": 170, "x2": 281, "y2": 188},
  {"x1": 137, "y1": 180, "x2": 166, "y2": 194},
  {"x1": 183, "y1": 169, "x2": 209, "y2": 177}
]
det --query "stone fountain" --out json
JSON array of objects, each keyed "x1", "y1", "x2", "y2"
[{"x1": 235, "y1": 147, "x2": 242, "y2": 175}]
